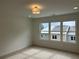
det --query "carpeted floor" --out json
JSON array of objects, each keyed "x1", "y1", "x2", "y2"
[{"x1": 4, "y1": 46, "x2": 79, "y2": 59}]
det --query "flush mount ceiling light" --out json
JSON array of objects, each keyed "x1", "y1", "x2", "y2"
[
  {"x1": 30, "y1": 4, "x2": 42, "y2": 14},
  {"x1": 73, "y1": 1, "x2": 79, "y2": 10},
  {"x1": 32, "y1": 6, "x2": 40, "y2": 14},
  {"x1": 29, "y1": 4, "x2": 43, "y2": 15},
  {"x1": 73, "y1": 6, "x2": 78, "y2": 10}
]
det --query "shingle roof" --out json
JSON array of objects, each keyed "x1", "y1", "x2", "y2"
[
  {"x1": 41, "y1": 25, "x2": 75, "y2": 32},
  {"x1": 69, "y1": 26, "x2": 75, "y2": 32},
  {"x1": 51, "y1": 25, "x2": 69, "y2": 32}
]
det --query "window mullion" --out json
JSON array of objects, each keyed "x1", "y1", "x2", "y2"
[
  {"x1": 49, "y1": 22, "x2": 51, "y2": 40},
  {"x1": 61, "y1": 22, "x2": 63, "y2": 42}
]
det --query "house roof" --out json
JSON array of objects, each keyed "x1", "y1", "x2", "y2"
[
  {"x1": 69, "y1": 26, "x2": 75, "y2": 32},
  {"x1": 41, "y1": 25, "x2": 75, "y2": 32},
  {"x1": 51, "y1": 25, "x2": 69, "y2": 32},
  {"x1": 51, "y1": 25, "x2": 75, "y2": 32}
]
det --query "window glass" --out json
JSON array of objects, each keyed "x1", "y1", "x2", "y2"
[
  {"x1": 51, "y1": 22, "x2": 61, "y2": 41},
  {"x1": 63, "y1": 21, "x2": 76, "y2": 43},
  {"x1": 40, "y1": 23, "x2": 49, "y2": 40}
]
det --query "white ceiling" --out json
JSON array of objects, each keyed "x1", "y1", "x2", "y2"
[
  {"x1": 22, "y1": 0, "x2": 79, "y2": 18},
  {"x1": 2, "y1": 0, "x2": 79, "y2": 18}
]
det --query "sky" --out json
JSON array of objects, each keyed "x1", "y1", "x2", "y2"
[{"x1": 63, "y1": 21, "x2": 75, "y2": 26}]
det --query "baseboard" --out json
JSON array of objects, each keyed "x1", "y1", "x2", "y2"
[
  {"x1": 32, "y1": 44, "x2": 79, "y2": 55},
  {"x1": 0, "y1": 45, "x2": 32, "y2": 59}
]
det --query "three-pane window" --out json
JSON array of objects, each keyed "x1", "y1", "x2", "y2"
[{"x1": 40, "y1": 21, "x2": 76, "y2": 43}]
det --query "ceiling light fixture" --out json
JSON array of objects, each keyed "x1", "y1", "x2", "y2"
[
  {"x1": 32, "y1": 6, "x2": 40, "y2": 14},
  {"x1": 73, "y1": 6, "x2": 78, "y2": 10}
]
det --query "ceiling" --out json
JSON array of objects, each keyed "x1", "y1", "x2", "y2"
[
  {"x1": 23, "y1": 0, "x2": 79, "y2": 18},
  {"x1": 2, "y1": 0, "x2": 79, "y2": 18}
]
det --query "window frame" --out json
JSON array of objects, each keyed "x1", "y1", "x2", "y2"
[
  {"x1": 39, "y1": 22, "x2": 49, "y2": 40},
  {"x1": 62, "y1": 21, "x2": 76, "y2": 43},
  {"x1": 50, "y1": 22, "x2": 61, "y2": 41},
  {"x1": 39, "y1": 20, "x2": 76, "y2": 43}
]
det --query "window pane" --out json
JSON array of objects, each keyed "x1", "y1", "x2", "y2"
[
  {"x1": 40, "y1": 23, "x2": 49, "y2": 40},
  {"x1": 51, "y1": 22, "x2": 61, "y2": 41},
  {"x1": 63, "y1": 21, "x2": 76, "y2": 43}
]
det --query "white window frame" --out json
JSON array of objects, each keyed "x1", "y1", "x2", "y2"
[{"x1": 39, "y1": 20, "x2": 76, "y2": 43}]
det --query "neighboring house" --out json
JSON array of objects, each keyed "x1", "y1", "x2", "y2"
[
  {"x1": 41, "y1": 26, "x2": 49, "y2": 40},
  {"x1": 41, "y1": 25, "x2": 75, "y2": 42},
  {"x1": 67, "y1": 26, "x2": 75, "y2": 42},
  {"x1": 51, "y1": 25, "x2": 69, "y2": 41}
]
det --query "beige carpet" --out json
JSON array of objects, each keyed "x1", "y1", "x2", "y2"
[{"x1": 4, "y1": 46, "x2": 79, "y2": 59}]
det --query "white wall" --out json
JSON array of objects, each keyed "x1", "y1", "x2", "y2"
[
  {"x1": 0, "y1": 0, "x2": 32, "y2": 56},
  {"x1": 32, "y1": 12, "x2": 79, "y2": 53}
]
